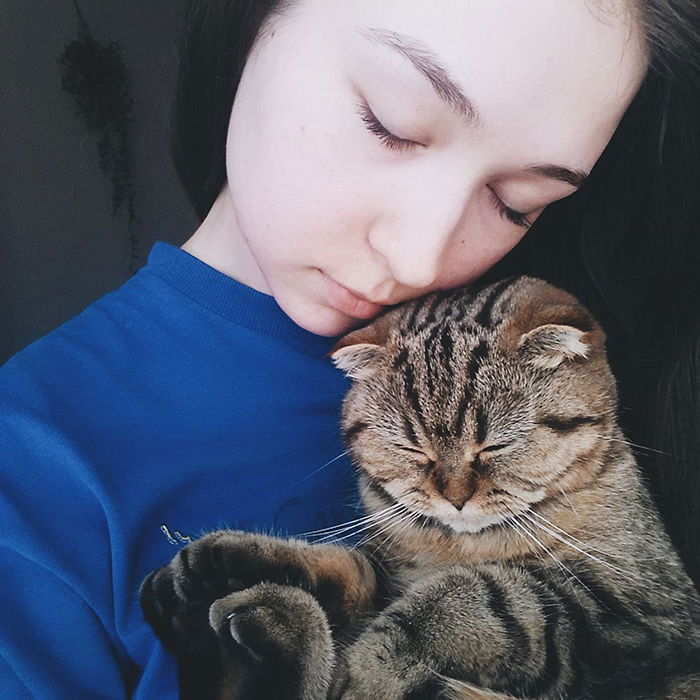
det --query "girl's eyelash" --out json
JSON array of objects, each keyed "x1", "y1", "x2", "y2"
[
  {"x1": 357, "y1": 100, "x2": 532, "y2": 230},
  {"x1": 357, "y1": 101, "x2": 416, "y2": 152},
  {"x1": 488, "y1": 187, "x2": 533, "y2": 229}
]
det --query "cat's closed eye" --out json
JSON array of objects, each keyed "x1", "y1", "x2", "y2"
[
  {"x1": 538, "y1": 415, "x2": 600, "y2": 433},
  {"x1": 395, "y1": 444, "x2": 431, "y2": 461},
  {"x1": 479, "y1": 443, "x2": 511, "y2": 454}
]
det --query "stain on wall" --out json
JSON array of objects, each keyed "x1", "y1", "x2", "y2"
[{"x1": 1, "y1": 0, "x2": 197, "y2": 362}]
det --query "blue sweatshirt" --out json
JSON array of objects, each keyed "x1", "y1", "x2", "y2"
[{"x1": 0, "y1": 243, "x2": 358, "y2": 699}]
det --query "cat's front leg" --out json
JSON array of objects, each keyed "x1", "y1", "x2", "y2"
[
  {"x1": 330, "y1": 563, "x2": 568, "y2": 700},
  {"x1": 329, "y1": 617, "x2": 430, "y2": 700},
  {"x1": 140, "y1": 530, "x2": 376, "y2": 655}
]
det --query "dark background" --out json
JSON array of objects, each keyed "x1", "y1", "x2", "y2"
[{"x1": 1, "y1": 1, "x2": 197, "y2": 363}]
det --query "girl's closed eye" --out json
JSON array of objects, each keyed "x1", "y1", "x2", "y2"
[
  {"x1": 487, "y1": 188, "x2": 533, "y2": 229},
  {"x1": 356, "y1": 100, "x2": 419, "y2": 153},
  {"x1": 357, "y1": 100, "x2": 534, "y2": 229}
]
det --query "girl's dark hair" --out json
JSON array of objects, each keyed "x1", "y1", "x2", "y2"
[
  {"x1": 172, "y1": 1, "x2": 700, "y2": 585},
  {"x1": 172, "y1": 0, "x2": 294, "y2": 220}
]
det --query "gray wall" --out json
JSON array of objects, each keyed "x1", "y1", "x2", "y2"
[{"x1": 1, "y1": 1, "x2": 198, "y2": 362}]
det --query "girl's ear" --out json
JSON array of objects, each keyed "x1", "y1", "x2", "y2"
[
  {"x1": 517, "y1": 323, "x2": 590, "y2": 369},
  {"x1": 330, "y1": 314, "x2": 392, "y2": 379}
]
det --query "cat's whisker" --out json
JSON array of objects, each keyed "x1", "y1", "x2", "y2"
[
  {"x1": 503, "y1": 518, "x2": 548, "y2": 569},
  {"x1": 559, "y1": 488, "x2": 579, "y2": 518},
  {"x1": 520, "y1": 510, "x2": 636, "y2": 581},
  {"x1": 528, "y1": 509, "x2": 676, "y2": 571},
  {"x1": 352, "y1": 509, "x2": 416, "y2": 550},
  {"x1": 528, "y1": 510, "x2": 641, "y2": 562},
  {"x1": 368, "y1": 511, "x2": 418, "y2": 543},
  {"x1": 317, "y1": 525, "x2": 382, "y2": 547},
  {"x1": 523, "y1": 511, "x2": 688, "y2": 607},
  {"x1": 592, "y1": 434, "x2": 676, "y2": 459},
  {"x1": 508, "y1": 516, "x2": 565, "y2": 579},
  {"x1": 307, "y1": 504, "x2": 405, "y2": 545},
  {"x1": 312, "y1": 514, "x2": 405, "y2": 546},
  {"x1": 291, "y1": 450, "x2": 350, "y2": 486},
  {"x1": 299, "y1": 502, "x2": 402, "y2": 538},
  {"x1": 352, "y1": 505, "x2": 418, "y2": 550},
  {"x1": 376, "y1": 510, "x2": 423, "y2": 552},
  {"x1": 346, "y1": 503, "x2": 411, "y2": 539},
  {"x1": 302, "y1": 520, "x2": 388, "y2": 543},
  {"x1": 508, "y1": 513, "x2": 592, "y2": 604}
]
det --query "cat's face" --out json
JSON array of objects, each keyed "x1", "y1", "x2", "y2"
[{"x1": 333, "y1": 277, "x2": 617, "y2": 535}]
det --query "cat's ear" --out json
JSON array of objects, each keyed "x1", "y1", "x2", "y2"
[
  {"x1": 330, "y1": 315, "x2": 391, "y2": 380},
  {"x1": 517, "y1": 323, "x2": 590, "y2": 369},
  {"x1": 502, "y1": 278, "x2": 603, "y2": 369}
]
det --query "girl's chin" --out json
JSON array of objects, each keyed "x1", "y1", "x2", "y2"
[
  {"x1": 302, "y1": 313, "x2": 369, "y2": 338},
  {"x1": 282, "y1": 300, "x2": 365, "y2": 338}
]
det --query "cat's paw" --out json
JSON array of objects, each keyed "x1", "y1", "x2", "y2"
[
  {"x1": 140, "y1": 531, "x2": 314, "y2": 653},
  {"x1": 140, "y1": 562, "x2": 215, "y2": 655},
  {"x1": 172, "y1": 530, "x2": 314, "y2": 600},
  {"x1": 208, "y1": 582, "x2": 328, "y2": 662},
  {"x1": 209, "y1": 583, "x2": 335, "y2": 699}
]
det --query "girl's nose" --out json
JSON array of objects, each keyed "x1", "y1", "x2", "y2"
[{"x1": 368, "y1": 172, "x2": 475, "y2": 290}]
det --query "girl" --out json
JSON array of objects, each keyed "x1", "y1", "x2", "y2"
[{"x1": 1, "y1": 1, "x2": 698, "y2": 698}]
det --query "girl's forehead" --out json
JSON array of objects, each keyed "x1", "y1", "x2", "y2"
[
  {"x1": 292, "y1": 0, "x2": 647, "y2": 171},
  {"x1": 308, "y1": 0, "x2": 643, "y2": 52}
]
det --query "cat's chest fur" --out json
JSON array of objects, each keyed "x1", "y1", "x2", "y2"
[{"x1": 372, "y1": 516, "x2": 549, "y2": 594}]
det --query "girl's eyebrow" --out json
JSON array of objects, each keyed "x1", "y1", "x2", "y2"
[
  {"x1": 526, "y1": 164, "x2": 589, "y2": 188},
  {"x1": 357, "y1": 25, "x2": 590, "y2": 189},
  {"x1": 358, "y1": 25, "x2": 481, "y2": 125}
]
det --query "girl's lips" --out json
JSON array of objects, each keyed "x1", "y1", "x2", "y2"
[{"x1": 322, "y1": 273, "x2": 385, "y2": 320}]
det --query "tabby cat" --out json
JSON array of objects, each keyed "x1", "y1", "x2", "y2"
[{"x1": 141, "y1": 276, "x2": 700, "y2": 700}]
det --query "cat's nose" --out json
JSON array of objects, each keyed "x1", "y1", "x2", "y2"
[
  {"x1": 437, "y1": 471, "x2": 477, "y2": 510},
  {"x1": 445, "y1": 490, "x2": 474, "y2": 511}
]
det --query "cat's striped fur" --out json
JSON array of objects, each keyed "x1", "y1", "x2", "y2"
[{"x1": 141, "y1": 277, "x2": 700, "y2": 699}]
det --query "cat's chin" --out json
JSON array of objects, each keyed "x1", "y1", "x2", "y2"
[{"x1": 435, "y1": 508, "x2": 508, "y2": 535}]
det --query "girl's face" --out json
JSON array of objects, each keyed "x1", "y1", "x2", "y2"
[{"x1": 187, "y1": 0, "x2": 646, "y2": 336}]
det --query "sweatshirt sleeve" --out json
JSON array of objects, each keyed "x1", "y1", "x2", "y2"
[{"x1": 0, "y1": 379, "x2": 135, "y2": 699}]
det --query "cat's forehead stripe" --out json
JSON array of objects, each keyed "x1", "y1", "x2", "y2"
[
  {"x1": 402, "y1": 362, "x2": 429, "y2": 432},
  {"x1": 404, "y1": 294, "x2": 430, "y2": 332},
  {"x1": 453, "y1": 389, "x2": 472, "y2": 437},
  {"x1": 402, "y1": 414, "x2": 420, "y2": 445},
  {"x1": 393, "y1": 347, "x2": 410, "y2": 370},
  {"x1": 424, "y1": 325, "x2": 440, "y2": 396},
  {"x1": 473, "y1": 277, "x2": 515, "y2": 327},
  {"x1": 399, "y1": 287, "x2": 472, "y2": 334},
  {"x1": 440, "y1": 326, "x2": 455, "y2": 364},
  {"x1": 401, "y1": 278, "x2": 517, "y2": 337},
  {"x1": 387, "y1": 277, "x2": 534, "y2": 445},
  {"x1": 403, "y1": 290, "x2": 450, "y2": 334},
  {"x1": 467, "y1": 340, "x2": 489, "y2": 386},
  {"x1": 475, "y1": 404, "x2": 489, "y2": 445}
]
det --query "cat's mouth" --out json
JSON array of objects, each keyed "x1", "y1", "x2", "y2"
[{"x1": 365, "y1": 479, "x2": 507, "y2": 536}]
